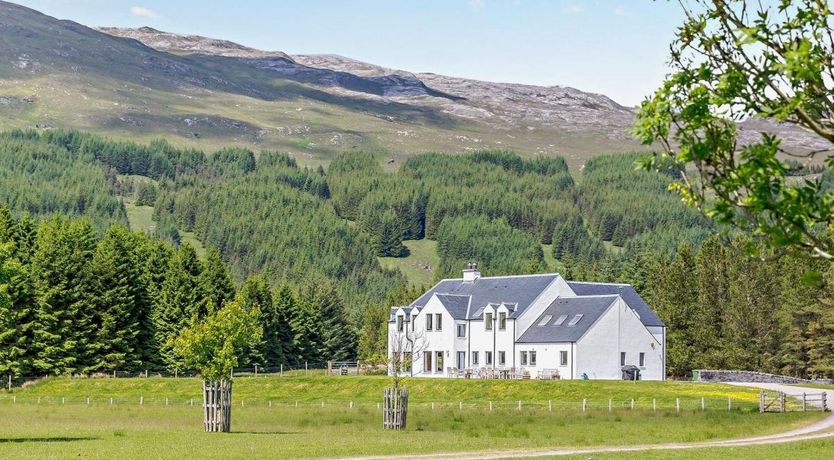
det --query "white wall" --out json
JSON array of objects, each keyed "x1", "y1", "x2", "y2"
[
  {"x1": 467, "y1": 304, "x2": 516, "y2": 370},
  {"x1": 576, "y1": 298, "x2": 664, "y2": 380},
  {"x1": 406, "y1": 295, "x2": 458, "y2": 378},
  {"x1": 515, "y1": 342, "x2": 574, "y2": 379}
]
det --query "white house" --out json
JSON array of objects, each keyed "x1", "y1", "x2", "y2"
[{"x1": 388, "y1": 264, "x2": 666, "y2": 380}]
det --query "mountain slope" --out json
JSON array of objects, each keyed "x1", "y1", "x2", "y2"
[{"x1": 0, "y1": 1, "x2": 650, "y2": 169}]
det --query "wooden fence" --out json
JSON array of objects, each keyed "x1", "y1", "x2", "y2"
[
  {"x1": 759, "y1": 391, "x2": 828, "y2": 413},
  {"x1": 382, "y1": 387, "x2": 409, "y2": 430},
  {"x1": 203, "y1": 380, "x2": 232, "y2": 432}
]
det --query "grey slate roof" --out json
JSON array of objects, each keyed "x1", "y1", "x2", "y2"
[
  {"x1": 409, "y1": 274, "x2": 559, "y2": 320},
  {"x1": 516, "y1": 296, "x2": 618, "y2": 343},
  {"x1": 566, "y1": 282, "x2": 664, "y2": 327},
  {"x1": 435, "y1": 294, "x2": 471, "y2": 319}
]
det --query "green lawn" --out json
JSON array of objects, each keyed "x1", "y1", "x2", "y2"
[
  {"x1": 0, "y1": 376, "x2": 825, "y2": 458},
  {"x1": 378, "y1": 239, "x2": 440, "y2": 288}
]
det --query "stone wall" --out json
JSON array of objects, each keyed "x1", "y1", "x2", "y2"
[{"x1": 693, "y1": 369, "x2": 833, "y2": 385}]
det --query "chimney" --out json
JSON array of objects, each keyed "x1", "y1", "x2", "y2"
[{"x1": 463, "y1": 261, "x2": 480, "y2": 282}]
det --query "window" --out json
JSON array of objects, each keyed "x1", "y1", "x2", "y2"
[
  {"x1": 423, "y1": 351, "x2": 432, "y2": 372},
  {"x1": 568, "y1": 314, "x2": 584, "y2": 326},
  {"x1": 457, "y1": 323, "x2": 466, "y2": 338},
  {"x1": 554, "y1": 315, "x2": 568, "y2": 326},
  {"x1": 560, "y1": 350, "x2": 568, "y2": 366},
  {"x1": 435, "y1": 313, "x2": 442, "y2": 331},
  {"x1": 485, "y1": 351, "x2": 493, "y2": 366},
  {"x1": 530, "y1": 351, "x2": 537, "y2": 366},
  {"x1": 538, "y1": 315, "x2": 553, "y2": 326},
  {"x1": 485, "y1": 312, "x2": 493, "y2": 330},
  {"x1": 426, "y1": 314, "x2": 433, "y2": 331},
  {"x1": 472, "y1": 351, "x2": 479, "y2": 365},
  {"x1": 639, "y1": 352, "x2": 645, "y2": 367},
  {"x1": 620, "y1": 352, "x2": 626, "y2": 366},
  {"x1": 520, "y1": 351, "x2": 528, "y2": 366},
  {"x1": 435, "y1": 351, "x2": 444, "y2": 372},
  {"x1": 498, "y1": 351, "x2": 506, "y2": 366},
  {"x1": 499, "y1": 312, "x2": 507, "y2": 330},
  {"x1": 402, "y1": 352, "x2": 412, "y2": 372},
  {"x1": 397, "y1": 315, "x2": 404, "y2": 332}
]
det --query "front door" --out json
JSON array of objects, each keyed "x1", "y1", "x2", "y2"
[{"x1": 457, "y1": 351, "x2": 466, "y2": 370}]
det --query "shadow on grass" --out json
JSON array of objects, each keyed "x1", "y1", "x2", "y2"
[{"x1": 0, "y1": 437, "x2": 98, "y2": 443}]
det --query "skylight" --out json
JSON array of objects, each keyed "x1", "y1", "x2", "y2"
[
  {"x1": 538, "y1": 315, "x2": 553, "y2": 326},
  {"x1": 568, "y1": 314, "x2": 584, "y2": 326},
  {"x1": 473, "y1": 307, "x2": 485, "y2": 317},
  {"x1": 553, "y1": 315, "x2": 568, "y2": 326}
]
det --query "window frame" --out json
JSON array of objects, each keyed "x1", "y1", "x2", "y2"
[
  {"x1": 530, "y1": 350, "x2": 537, "y2": 366},
  {"x1": 435, "y1": 313, "x2": 442, "y2": 331},
  {"x1": 520, "y1": 351, "x2": 528, "y2": 366},
  {"x1": 620, "y1": 352, "x2": 626, "y2": 367},
  {"x1": 485, "y1": 351, "x2": 493, "y2": 366},
  {"x1": 426, "y1": 313, "x2": 433, "y2": 331},
  {"x1": 498, "y1": 312, "x2": 507, "y2": 330},
  {"x1": 423, "y1": 351, "x2": 432, "y2": 372},
  {"x1": 559, "y1": 350, "x2": 568, "y2": 366},
  {"x1": 457, "y1": 323, "x2": 466, "y2": 338},
  {"x1": 471, "y1": 351, "x2": 479, "y2": 366},
  {"x1": 639, "y1": 352, "x2": 645, "y2": 367},
  {"x1": 396, "y1": 315, "x2": 404, "y2": 332},
  {"x1": 435, "y1": 351, "x2": 444, "y2": 373},
  {"x1": 498, "y1": 350, "x2": 506, "y2": 366},
  {"x1": 485, "y1": 312, "x2": 493, "y2": 331}
]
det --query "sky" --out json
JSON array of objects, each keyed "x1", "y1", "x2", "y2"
[{"x1": 13, "y1": 0, "x2": 687, "y2": 106}]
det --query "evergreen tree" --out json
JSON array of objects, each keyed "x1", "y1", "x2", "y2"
[
  {"x1": 265, "y1": 284, "x2": 297, "y2": 367},
  {"x1": 154, "y1": 243, "x2": 205, "y2": 370},
  {"x1": 0, "y1": 242, "x2": 37, "y2": 378},
  {"x1": 30, "y1": 217, "x2": 97, "y2": 374},
  {"x1": 86, "y1": 226, "x2": 143, "y2": 373},
  {"x1": 288, "y1": 293, "x2": 324, "y2": 365},
  {"x1": 200, "y1": 247, "x2": 236, "y2": 314},
  {"x1": 309, "y1": 283, "x2": 356, "y2": 361},
  {"x1": 236, "y1": 275, "x2": 273, "y2": 367}
]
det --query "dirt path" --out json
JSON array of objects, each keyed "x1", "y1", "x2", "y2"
[{"x1": 340, "y1": 383, "x2": 834, "y2": 460}]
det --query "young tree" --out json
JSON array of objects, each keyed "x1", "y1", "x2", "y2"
[
  {"x1": 173, "y1": 296, "x2": 262, "y2": 432},
  {"x1": 635, "y1": 0, "x2": 834, "y2": 259}
]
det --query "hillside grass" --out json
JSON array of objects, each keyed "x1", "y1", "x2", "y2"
[
  {"x1": 378, "y1": 239, "x2": 440, "y2": 288},
  {"x1": 123, "y1": 199, "x2": 206, "y2": 257},
  {"x1": 0, "y1": 376, "x2": 825, "y2": 459}
]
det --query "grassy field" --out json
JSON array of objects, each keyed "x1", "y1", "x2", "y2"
[
  {"x1": 0, "y1": 376, "x2": 825, "y2": 459},
  {"x1": 560, "y1": 438, "x2": 834, "y2": 459},
  {"x1": 378, "y1": 239, "x2": 440, "y2": 288}
]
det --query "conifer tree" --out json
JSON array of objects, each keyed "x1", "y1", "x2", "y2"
[
  {"x1": 0, "y1": 241, "x2": 37, "y2": 378},
  {"x1": 288, "y1": 292, "x2": 324, "y2": 365},
  {"x1": 86, "y1": 226, "x2": 143, "y2": 373},
  {"x1": 236, "y1": 275, "x2": 273, "y2": 367},
  {"x1": 309, "y1": 283, "x2": 356, "y2": 361},
  {"x1": 200, "y1": 247, "x2": 236, "y2": 314},
  {"x1": 30, "y1": 217, "x2": 97, "y2": 374},
  {"x1": 154, "y1": 243, "x2": 205, "y2": 370},
  {"x1": 266, "y1": 284, "x2": 297, "y2": 367}
]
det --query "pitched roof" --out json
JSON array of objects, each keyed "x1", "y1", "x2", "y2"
[
  {"x1": 409, "y1": 274, "x2": 559, "y2": 320},
  {"x1": 567, "y1": 281, "x2": 664, "y2": 327},
  {"x1": 435, "y1": 294, "x2": 471, "y2": 319},
  {"x1": 516, "y1": 296, "x2": 617, "y2": 343}
]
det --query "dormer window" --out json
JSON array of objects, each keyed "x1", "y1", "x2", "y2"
[
  {"x1": 397, "y1": 315, "x2": 404, "y2": 332},
  {"x1": 498, "y1": 312, "x2": 507, "y2": 330},
  {"x1": 485, "y1": 312, "x2": 493, "y2": 330}
]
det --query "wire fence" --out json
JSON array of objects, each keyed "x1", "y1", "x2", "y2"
[{"x1": 0, "y1": 393, "x2": 760, "y2": 413}]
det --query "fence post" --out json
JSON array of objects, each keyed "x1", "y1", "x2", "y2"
[
  {"x1": 305, "y1": 362, "x2": 308, "y2": 376},
  {"x1": 630, "y1": 398, "x2": 634, "y2": 410},
  {"x1": 166, "y1": 398, "x2": 169, "y2": 406},
  {"x1": 490, "y1": 401, "x2": 493, "y2": 412},
  {"x1": 728, "y1": 397, "x2": 732, "y2": 411},
  {"x1": 652, "y1": 398, "x2": 656, "y2": 412},
  {"x1": 7, "y1": 374, "x2": 10, "y2": 392},
  {"x1": 676, "y1": 398, "x2": 680, "y2": 413},
  {"x1": 802, "y1": 393, "x2": 806, "y2": 412},
  {"x1": 582, "y1": 398, "x2": 586, "y2": 412},
  {"x1": 295, "y1": 401, "x2": 298, "y2": 408},
  {"x1": 255, "y1": 365, "x2": 258, "y2": 377},
  {"x1": 280, "y1": 364, "x2": 283, "y2": 376},
  {"x1": 431, "y1": 402, "x2": 435, "y2": 411},
  {"x1": 62, "y1": 397, "x2": 65, "y2": 404},
  {"x1": 459, "y1": 401, "x2": 462, "y2": 410},
  {"x1": 608, "y1": 399, "x2": 612, "y2": 412},
  {"x1": 548, "y1": 400, "x2": 551, "y2": 412},
  {"x1": 518, "y1": 400, "x2": 521, "y2": 411},
  {"x1": 110, "y1": 397, "x2": 113, "y2": 406},
  {"x1": 140, "y1": 396, "x2": 144, "y2": 406},
  {"x1": 780, "y1": 392, "x2": 786, "y2": 413},
  {"x1": 701, "y1": 397, "x2": 705, "y2": 411},
  {"x1": 86, "y1": 397, "x2": 90, "y2": 405},
  {"x1": 822, "y1": 392, "x2": 827, "y2": 412},
  {"x1": 759, "y1": 392, "x2": 764, "y2": 413}
]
